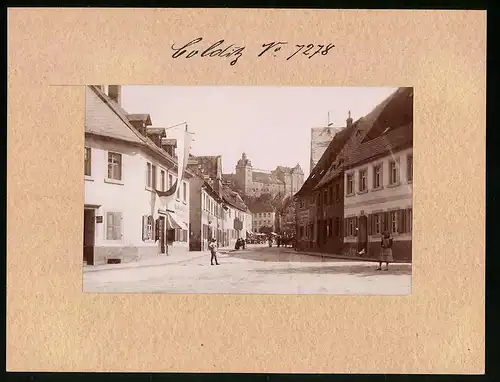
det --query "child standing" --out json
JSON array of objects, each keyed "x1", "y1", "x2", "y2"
[{"x1": 208, "y1": 238, "x2": 220, "y2": 266}]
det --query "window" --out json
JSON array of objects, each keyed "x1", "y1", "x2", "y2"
[
  {"x1": 142, "y1": 215, "x2": 154, "y2": 241},
  {"x1": 84, "y1": 147, "x2": 91, "y2": 176},
  {"x1": 323, "y1": 188, "x2": 328, "y2": 205},
  {"x1": 390, "y1": 211, "x2": 398, "y2": 233},
  {"x1": 359, "y1": 170, "x2": 367, "y2": 192},
  {"x1": 346, "y1": 174, "x2": 354, "y2": 195},
  {"x1": 407, "y1": 155, "x2": 413, "y2": 182},
  {"x1": 182, "y1": 181, "x2": 187, "y2": 202},
  {"x1": 152, "y1": 165, "x2": 157, "y2": 189},
  {"x1": 389, "y1": 161, "x2": 398, "y2": 185},
  {"x1": 176, "y1": 178, "x2": 180, "y2": 199},
  {"x1": 335, "y1": 183, "x2": 340, "y2": 201},
  {"x1": 107, "y1": 152, "x2": 122, "y2": 180},
  {"x1": 347, "y1": 218, "x2": 356, "y2": 236},
  {"x1": 169, "y1": 174, "x2": 173, "y2": 189},
  {"x1": 374, "y1": 214, "x2": 382, "y2": 234},
  {"x1": 373, "y1": 165, "x2": 382, "y2": 188},
  {"x1": 146, "y1": 163, "x2": 152, "y2": 187},
  {"x1": 160, "y1": 170, "x2": 166, "y2": 191},
  {"x1": 106, "y1": 212, "x2": 122, "y2": 240}
]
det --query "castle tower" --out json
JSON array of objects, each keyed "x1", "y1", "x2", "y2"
[{"x1": 235, "y1": 152, "x2": 253, "y2": 194}]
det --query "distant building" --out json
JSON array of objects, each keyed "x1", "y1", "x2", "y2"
[
  {"x1": 249, "y1": 200, "x2": 276, "y2": 233},
  {"x1": 188, "y1": 155, "x2": 252, "y2": 249},
  {"x1": 224, "y1": 153, "x2": 305, "y2": 198},
  {"x1": 310, "y1": 112, "x2": 352, "y2": 173}
]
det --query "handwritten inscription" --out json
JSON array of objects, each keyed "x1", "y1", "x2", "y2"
[
  {"x1": 171, "y1": 38, "x2": 245, "y2": 66},
  {"x1": 171, "y1": 38, "x2": 335, "y2": 66},
  {"x1": 258, "y1": 42, "x2": 335, "y2": 60}
]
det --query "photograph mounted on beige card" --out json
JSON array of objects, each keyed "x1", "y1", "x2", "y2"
[
  {"x1": 83, "y1": 85, "x2": 414, "y2": 295},
  {"x1": 7, "y1": 8, "x2": 485, "y2": 374}
]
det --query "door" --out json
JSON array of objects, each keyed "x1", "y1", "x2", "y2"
[
  {"x1": 83, "y1": 209, "x2": 95, "y2": 265},
  {"x1": 357, "y1": 215, "x2": 368, "y2": 254},
  {"x1": 158, "y1": 217, "x2": 166, "y2": 254}
]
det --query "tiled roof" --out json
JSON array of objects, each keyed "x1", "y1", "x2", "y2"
[
  {"x1": 86, "y1": 88, "x2": 144, "y2": 144},
  {"x1": 362, "y1": 87, "x2": 413, "y2": 142},
  {"x1": 188, "y1": 155, "x2": 222, "y2": 181},
  {"x1": 126, "y1": 114, "x2": 152, "y2": 124},
  {"x1": 344, "y1": 123, "x2": 413, "y2": 169},
  {"x1": 88, "y1": 86, "x2": 194, "y2": 178},
  {"x1": 146, "y1": 127, "x2": 167, "y2": 136},
  {"x1": 248, "y1": 200, "x2": 275, "y2": 213},
  {"x1": 312, "y1": 87, "x2": 411, "y2": 190},
  {"x1": 221, "y1": 184, "x2": 248, "y2": 212},
  {"x1": 252, "y1": 171, "x2": 284, "y2": 184}
]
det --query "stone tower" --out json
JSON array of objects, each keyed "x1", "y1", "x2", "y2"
[{"x1": 235, "y1": 152, "x2": 253, "y2": 194}]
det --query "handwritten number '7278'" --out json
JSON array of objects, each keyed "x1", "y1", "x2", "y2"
[{"x1": 287, "y1": 43, "x2": 335, "y2": 60}]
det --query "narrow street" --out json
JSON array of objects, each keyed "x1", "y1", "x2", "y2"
[{"x1": 83, "y1": 244, "x2": 411, "y2": 295}]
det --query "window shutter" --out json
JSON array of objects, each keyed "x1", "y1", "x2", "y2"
[
  {"x1": 142, "y1": 215, "x2": 148, "y2": 241},
  {"x1": 344, "y1": 218, "x2": 348, "y2": 237},
  {"x1": 397, "y1": 210, "x2": 404, "y2": 233},
  {"x1": 368, "y1": 214, "x2": 372, "y2": 235},
  {"x1": 153, "y1": 217, "x2": 158, "y2": 241},
  {"x1": 119, "y1": 212, "x2": 123, "y2": 239}
]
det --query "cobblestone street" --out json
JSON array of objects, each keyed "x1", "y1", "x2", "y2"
[{"x1": 83, "y1": 244, "x2": 411, "y2": 295}]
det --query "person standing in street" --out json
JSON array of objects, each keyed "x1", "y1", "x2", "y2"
[
  {"x1": 377, "y1": 230, "x2": 394, "y2": 271},
  {"x1": 209, "y1": 238, "x2": 220, "y2": 266}
]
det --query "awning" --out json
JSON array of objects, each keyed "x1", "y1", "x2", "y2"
[{"x1": 166, "y1": 212, "x2": 188, "y2": 230}]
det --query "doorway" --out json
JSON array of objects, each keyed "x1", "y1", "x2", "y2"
[
  {"x1": 357, "y1": 215, "x2": 368, "y2": 254},
  {"x1": 157, "y1": 216, "x2": 166, "y2": 254},
  {"x1": 83, "y1": 208, "x2": 96, "y2": 265}
]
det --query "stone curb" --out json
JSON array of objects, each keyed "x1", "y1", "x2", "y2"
[{"x1": 282, "y1": 250, "x2": 411, "y2": 264}]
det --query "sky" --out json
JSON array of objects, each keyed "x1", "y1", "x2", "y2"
[{"x1": 120, "y1": 86, "x2": 397, "y2": 177}]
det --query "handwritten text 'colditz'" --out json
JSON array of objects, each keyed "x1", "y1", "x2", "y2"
[{"x1": 170, "y1": 38, "x2": 335, "y2": 66}]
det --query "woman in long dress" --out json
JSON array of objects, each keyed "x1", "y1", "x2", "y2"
[{"x1": 377, "y1": 230, "x2": 394, "y2": 271}]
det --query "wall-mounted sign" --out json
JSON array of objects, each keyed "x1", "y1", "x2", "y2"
[{"x1": 95, "y1": 216, "x2": 103, "y2": 223}]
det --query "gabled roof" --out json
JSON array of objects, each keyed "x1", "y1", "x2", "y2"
[
  {"x1": 87, "y1": 86, "x2": 194, "y2": 178},
  {"x1": 85, "y1": 88, "x2": 144, "y2": 144},
  {"x1": 188, "y1": 155, "x2": 222, "y2": 181},
  {"x1": 146, "y1": 127, "x2": 167, "y2": 136},
  {"x1": 127, "y1": 114, "x2": 152, "y2": 124},
  {"x1": 312, "y1": 87, "x2": 411, "y2": 190},
  {"x1": 344, "y1": 123, "x2": 413, "y2": 169},
  {"x1": 221, "y1": 184, "x2": 248, "y2": 212}
]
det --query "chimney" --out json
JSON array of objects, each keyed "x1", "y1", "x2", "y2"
[
  {"x1": 108, "y1": 85, "x2": 122, "y2": 106},
  {"x1": 346, "y1": 110, "x2": 353, "y2": 128}
]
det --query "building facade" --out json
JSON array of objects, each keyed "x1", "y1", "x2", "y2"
[
  {"x1": 250, "y1": 202, "x2": 276, "y2": 233},
  {"x1": 295, "y1": 87, "x2": 413, "y2": 259},
  {"x1": 343, "y1": 126, "x2": 413, "y2": 262},
  {"x1": 188, "y1": 155, "x2": 252, "y2": 250},
  {"x1": 225, "y1": 153, "x2": 305, "y2": 198},
  {"x1": 84, "y1": 85, "x2": 191, "y2": 266}
]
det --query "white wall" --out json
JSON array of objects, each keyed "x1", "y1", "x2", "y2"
[
  {"x1": 85, "y1": 136, "x2": 190, "y2": 250},
  {"x1": 344, "y1": 147, "x2": 412, "y2": 242}
]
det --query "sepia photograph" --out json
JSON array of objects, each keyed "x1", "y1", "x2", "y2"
[{"x1": 83, "y1": 85, "x2": 413, "y2": 295}]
